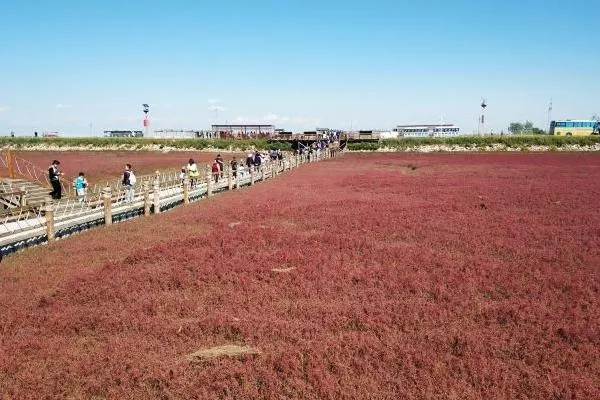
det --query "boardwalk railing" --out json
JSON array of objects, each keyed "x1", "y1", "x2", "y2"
[
  {"x1": 0, "y1": 148, "x2": 341, "y2": 257},
  {"x1": 0, "y1": 149, "x2": 74, "y2": 198}
]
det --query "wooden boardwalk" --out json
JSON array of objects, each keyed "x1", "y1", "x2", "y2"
[{"x1": 0, "y1": 150, "x2": 340, "y2": 257}]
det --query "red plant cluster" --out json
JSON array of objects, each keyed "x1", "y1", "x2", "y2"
[
  {"x1": 1, "y1": 152, "x2": 599, "y2": 399},
  {"x1": 9, "y1": 151, "x2": 245, "y2": 184}
]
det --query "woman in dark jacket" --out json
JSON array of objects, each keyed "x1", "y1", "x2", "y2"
[{"x1": 48, "y1": 160, "x2": 63, "y2": 199}]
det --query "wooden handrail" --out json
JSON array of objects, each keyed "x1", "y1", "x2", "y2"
[
  {"x1": 2, "y1": 150, "x2": 75, "y2": 198},
  {"x1": 0, "y1": 190, "x2": 26, "y2": 197}
]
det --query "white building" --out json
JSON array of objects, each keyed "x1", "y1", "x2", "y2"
[{"x1": 395, "y1": 124, "x2": 461, "y2": 138}]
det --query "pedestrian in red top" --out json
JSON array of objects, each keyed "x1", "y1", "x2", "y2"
[{"x1": 211, "y1": 160, "x2": 220, "y2": 183}]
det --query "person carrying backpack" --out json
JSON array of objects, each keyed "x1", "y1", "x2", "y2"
[
  {"x1": 253, "y1": 151, "x2": 262, "y2": 168},
  {"x1": 122, "y1": 163, "x2": 136, "y2": 203}
]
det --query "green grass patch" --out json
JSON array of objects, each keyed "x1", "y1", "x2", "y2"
[
  {"x1": 0, "y1": 137, "x2": 292, "y2": 151},
  {"x1": 379, "y1": 135, "x2": 600, "y2": 150}
]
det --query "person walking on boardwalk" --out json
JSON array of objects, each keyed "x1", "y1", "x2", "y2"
[
  {"x1": 211, "y1": 159, "x2": 220, "y2": 183},
  {"x1": 187, "y1": 158, "x2": 199, "y2": 188},
  {"x1": 230, "y1": 156, "x2": 238, "y2": 178},
  {"x1": 122, "y1": 164, "x2": 136, "y2": 203},
  {"x1": 73, "y1": 172, "x2": 88, "y2": 202},
  {"x1": 48, "y1": 160, "x2": 63, "y2": 200},
  {"x1": 216, "y1": 154, "x2": 224, "y2": 178},
  {"x1": 179, "y1": 167, "x2": 187, "y2": 185},
  {"x1": 253, "y1": 151, "x2": 262, "y2": 170}
]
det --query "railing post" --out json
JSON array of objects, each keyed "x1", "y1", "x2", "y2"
[
  {"x1": 183, "y1": 177, "x2": 190, "y2": 204},
  {"x1": 153, "y1": 171, "x2": 161, "y2": 213},
  {"x1": 19, "y1": 185, "x2": 27, "y2": 207},
  {"x1": 143, "y1": 181, "x2": 151, "y2": 216},
  {"x1": 102, "y1": 186, "x2": 112, "y2": 226},
  {"x1": 235, "y1": 170, "x2": 241, "y2": 189},
  {"x1": 250, "y1": 167, "x2": 255, "y2": 185},
  {"x1": 207, "y1": 172, "x2": 213, "y2": 196},
  {"x1": 227, "y1": 168, "x2": 233, "y2": 190},
  {"x1": 43, "y1": 197, "x2": 55, "y2": 241}
]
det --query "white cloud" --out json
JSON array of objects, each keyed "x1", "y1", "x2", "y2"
[
  {"x1": 55, "y1": 103, "x2": 72, "y2": 109},
  {"x1": 0, "y1": 106, "x2": 8, "y2": 113},
  {"x1": 231, "y1": 113, "x2": 319, "y2": 127},
  {"x1": 263, "y1": 114, "x2": 319, "y2": 126},
  {"x1": 208, "y1": 105, "x2": 226, "y2": 112},
  {"x1": 207, "y1": 99, "x2": 223, "y2": 104},
  {"x1": 118, "y1": 115, "x2": 140, "y2": 122},
  {"x1": 233, "y1": 116, "x2": 249, "y2": 123},
  {"x1": 263, "y1": 113, "x2": 280, "y2": 122}
]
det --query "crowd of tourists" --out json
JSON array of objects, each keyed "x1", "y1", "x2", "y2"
[
  {"x1": 291, "y1": 137, "x2": 336, "y2": 156},
  {"x1": 47, "y1": 146, "x2": 324, "y2": 203}
]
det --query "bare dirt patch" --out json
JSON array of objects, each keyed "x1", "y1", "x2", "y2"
[
  {"x1": 187, "y1": 345, "x2": 261, "y2": 363},
  {"x1": 271, "y1": 267, "x2": 296, "y2": 273}
]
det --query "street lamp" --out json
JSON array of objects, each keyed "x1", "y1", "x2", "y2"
[
  {"x1": 478, "y1": 99, "x2": 487, "y2": 136},
  {"x1": 142, "y1": 104, "x2": 150, "y2": 137}
]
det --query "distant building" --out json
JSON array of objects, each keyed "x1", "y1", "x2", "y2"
[
  {"x1": 378, "y1": 130, "x2": 398, "y2": 139},
  {"x1": 104, "y1": 130, "x2": 143, "y2": 138},
  {"x1": 211, "y1": 124, "x2": 275, "y2": 138},
  {"x1": 395, "y1": 124, "x2": 461, "y2": 138},
  {"x1": 152, "y1": 129, "x2": 216, "y2": 139}
]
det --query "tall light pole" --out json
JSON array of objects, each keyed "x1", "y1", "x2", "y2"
[
  {"x1": 142, "y1": 104, "x2": 150, "y2": 137},
  {"x1": 547, "y1": 98, "x2": 553, "y2": 133},
  {"x1": 478, "y1": 99, "x2": 487, "y2": 136}
]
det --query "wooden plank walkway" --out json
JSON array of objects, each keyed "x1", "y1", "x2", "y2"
[{"x1": 0, "y1": 150, "x2": 341, "y2": 257}]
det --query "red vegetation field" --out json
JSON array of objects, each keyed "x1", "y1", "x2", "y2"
[
  {"x1": 11, "y1": 151, "x2": 245, "y2": 183},
  {"x1": 1, "y1": 153, "x2": 599, "y2": 399}
]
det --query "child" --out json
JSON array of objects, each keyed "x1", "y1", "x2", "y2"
[
  {"x1": 179, "y1": 167, "x2": 186, "y2": 185},
  {"x1": 122, "y1": 164, "x2": 136, "y2": 203},
  {"x1": 73, "y1": 172, "x2": 87, "y2": 202}
]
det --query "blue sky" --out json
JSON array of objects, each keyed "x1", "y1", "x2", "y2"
[{"x1": 1, "y1": 0, "x2": 599, "y2": 135}]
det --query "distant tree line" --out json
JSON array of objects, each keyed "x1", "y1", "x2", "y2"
[{"x1": 508, "y1": 121, "x2": 546, "y2": 135}]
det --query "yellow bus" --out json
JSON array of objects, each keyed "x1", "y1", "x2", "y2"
[{"x1": 549, "y1": 120, "x2": 600, "y2": 136}]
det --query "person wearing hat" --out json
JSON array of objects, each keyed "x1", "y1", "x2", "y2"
[{"x1": 48, "y1": 160, "x2": 64, "y2": 200}]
